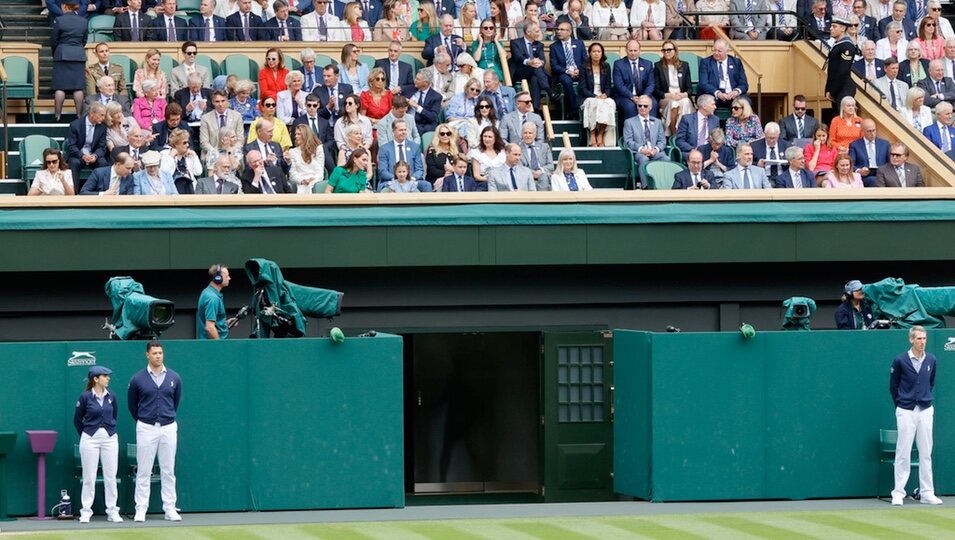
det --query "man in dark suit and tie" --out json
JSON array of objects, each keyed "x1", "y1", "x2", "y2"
[
  {"x1": 82, "y1": 75, "x2": 132, "y2": 116},
  {"x1": 878, "y1": 0, "x2": 916, "y2": 40},
  {"x1": 922, "y1": 101, "x2": 955, "y2": 153},
  {"x1": 195, "y1": 155, "x2": 240, "y2": 194},
  {"x1": 848, "y1": 119, "x2": 891, "y2": 186},
  {"x1": 401, "y1": 70, "x2": 442, "y2": 135},
  {"x1": 266, "y1": 0, "x2": 303, "y2": 41},
  {"x1": 375, "y1": 41, "x2": 415, "y2": 93},
  {"x1": 853, "y1": 41, "x2": 885, "y2": 81},
  {"x1": 148, "y1": 0, "x2": 188, "y2": 41},
  {"x1": 805, "y1": 0, "x2": 832, "y2": 40},
  {"x1": 698, "y1": 39, "x2": 748, "y2": 109},
  {"x1": 243, "y1": 118, "x2": 289, "y2": 174},
  {"x1": 917, "y1": 59, "x2": 955, "y2": 108},
  {"x1": 612, "y1": 39, "x2": 656, "y2": 120},
  {"x1": 66, "y1": 103, "x2": 109, "y2": 194},
  {"x1": 853, "y1": 0, "x2": 881, "y2": 41},
  {"x1": 423, "y1": 15, "x2": 465, "y2": 66},
  {"x1": 675, "y1": 94, "x2": 720, "y2": 154},
  {"x1": 225, "y1": 0, "x2": 269, "y2": 41},
  {"x1": 778, "y1": 94, "x2": 819, "y2": 142},
  {"x1": 291, "y1": 94, "x2": 335, "y2": 171},
  {"x1": 774, "y1": 146, "x2": 817, "y2": 188},
  {"x1": 550, "y1": 21, "x2": 586, "y2": 118},
  {"x1": 672, "y1": 150, "x2": 716, "y2": 190},
  {"x1": 349, "y1": 0, "x2": 383, "y2": 26},
  {"x1": 750, "y1": 122, "x2": 791, "y2": 187},
  {"x1": 442, "y1": 156, "x2": 480, "y2": 192},
  {"x1": 312, "y1": 64, "x2": 354, "y2": 126},
  {"x1": 113, "y1": 0, "x2": 152, "y2": 42},
  {"x1": 299, "y1": 50, "x2": 322, "y2": 93},
  {"x1": 556, "y1": 0, "x2": 593, "y2": 40},
  {"x1": 112, "y1": 128, "x2": 152, "y2": 171},
  {"x1": 173, "y1": 74, "x2": 214, "y2": 123},
  {"x1": 876, "y1": 142, "x2": 925, "y2": 187},
  {"x1": 241, "y1": 150, "x2": 293, "y2": 193},
  {"x1": 79, "y1": 156, "x2": 137, "y2": 195},
  {"x1": 188, "y1": 0, "x2": 228, "y2": 42},
  {"x1": 509, "y1": 21, "x2": 550, "y2": 110}
]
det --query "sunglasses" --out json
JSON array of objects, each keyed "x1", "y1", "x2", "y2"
[
  {"x1": 478, "y1": 104, "x2": 491, "y2": 109},
  {"x1": 306, "y1": 103, "x2": 320, "y2": 107},
  {"x1": 373, "y1": 76, "x2": 385, "y2": 81},
  {"x1": 637, "y1": 104, "x2": 650, "y2": 108},
  {"x1": 439, "y1": 131, "x2": 451, "y2": 136},
  {"x1": 890, "y1": 153, "x2": 905, "y2": 157},
  {"x1": 794, "y1": 106, "x2": 806, "y2": 111},
  {"x1": 926, "y1": 23, "x2": 936, "y2": 26},
  {"x1": 184, "y1": 51, "x2": 197, "y2": 56},
  {"x1": 849, "y1": 23, "x2": 859, "y2": 27},
  {"x1": 517, "y1": 100, "x2": 532, "y2": 104},
  {"x1": 482, "y1": 26, "x2": 494, "y2": 30},
  {"x1": 662, "y1": 48, "x2": 675, "y2": 52},
  {"x1": 267, "y1": 57, "x2": 279, "y2": 61},
  {"x1": 45, "y1": 159, "x2": 59, "y2": 165},
  {"x1": 264, "y1": 102, "x2": 276, "y2": 107}
]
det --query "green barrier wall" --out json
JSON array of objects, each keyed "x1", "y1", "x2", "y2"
[
  {"x1": 614, "y1": 329, "x2": 955, "y2": 501},
  {"x1": 0, "y1": 337, "x2": 404, "y2": 516}
]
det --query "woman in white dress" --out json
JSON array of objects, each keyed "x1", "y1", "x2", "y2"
[
  {"x1": 468, "y1": 125, "x2": 506, "y2": 187},
  {"x1": 590, "y1": 0, "x2": 630, "y2": 40},
  {"x1": 104, "y1": 101, "x2": 138, "y2": 153},
  {"x1": 901, "y1": 87, "x2": 933, "y2": 131},
  {"x1": 580, "y1": 43, "x2": 615, "y2": 147},
  {"x1": 276, "y1": 71, "x2": 307, "y2": 126},
  {"x1": 631, "y1": 0, "x2": 665, "y2": 41},
  {"x1": 289, "y1": 123, "x2": 326, "y2": 194},
  {"x1": 550, "y1": 149, "x2": 593, "y2": 191},
  {"x1": 653, "y1": 40, "x2": 695, "y2": 136},
  {"x1": 28, "y1": 148, "x2": 75, "y2": 196},
  {"x1": 159, "y1": 128, "x2": 203, "y2": 190},
  {"x1": 466, "y1": 95, "x2": 499, "y2": 148},
  {"x1": 334, "y1": 94, "x2": 374, "y2": 149}
]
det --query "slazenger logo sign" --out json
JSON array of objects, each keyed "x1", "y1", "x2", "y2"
[
  {"x1": 68, "y1": 351, "x2": 97, "y2": 366},
  {"x1": 944, "y1": 338, "x2": 955, "y2": 352}
]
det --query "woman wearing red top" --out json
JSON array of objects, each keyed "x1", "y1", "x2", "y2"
[
  {"x1": 804, "y1": 125, "x2": 838, "y2": 177},
  {"x1": 828, "y1": 96, "x2": 863, "y2": 152},
  {"x1": 343, "y1": 2, "x2": 372, "y2": 42},
  {"x1": 258, "y1": 47, "x2": 289, "y2": 99},
  {"x1": 360, "y1": 67, "x2": 393, "y2": 136}
]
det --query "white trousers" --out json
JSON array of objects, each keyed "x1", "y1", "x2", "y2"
[
  {"x1": 893, "y1": 405, "x2": 935, "y2": 498},
  {"x1": 135, "y1": 420, "x2": 178, "y2": 513},
  {"x1": 79, "y1": 428, "x2": 120, "y2": 518}
]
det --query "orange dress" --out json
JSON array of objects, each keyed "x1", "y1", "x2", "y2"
[
  {"x1": 258, "y1": 67, "x2": 289, "y2": 100},
  {"x1": 828, "y1": 115, "x2": 863, "y2": 152}
]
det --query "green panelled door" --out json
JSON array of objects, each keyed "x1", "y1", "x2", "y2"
[{"x1": 542, "y1": 332, "x2": 614, "y2": 502}]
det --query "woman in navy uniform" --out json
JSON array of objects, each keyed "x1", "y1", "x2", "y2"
[
  {"x1": 73, "y1": 365, "x2": 123, "y2": 524},
  {"x1": 50, "y1": 0, "x2": 89, "y2": 120}
]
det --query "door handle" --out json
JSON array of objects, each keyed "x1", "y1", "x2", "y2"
[
  {"x1": 609, "y1": 385, "x2": 614, "y2": 423},
  {"x1": 417, "y1": 391, "x2": 422, "y2": 406}
]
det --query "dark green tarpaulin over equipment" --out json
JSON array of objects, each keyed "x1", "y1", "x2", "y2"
[
  {"x1": 244, "y1": 258, "x2": 342, "y2": 338},
  {"x1": 863, "y1": 277, "x2": 955, "y2": 328},
  {"x1": 104, "y1": 276, "x2": 175, "y2": 340}
]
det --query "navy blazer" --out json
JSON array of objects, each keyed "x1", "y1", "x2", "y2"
[
  {"x1": 373, "y1": 59, "x2": 414, "y2": 90},
  {"x1": 750, "y1": 138, "x2": 792, "y2": 177},
  {"x1": 265, "y1": 16, "x2": 303, "y2": 41},
  {"x1": 51, "y1": 13, "x2": 88, "y2": 62},
  {"x1": 859, "y1": 15, "x2": 880, "y2": 41},
  {"x1": 898, "y1": 58, "x2": 931, "y2": 88},
  {"x1": 549, "y1": 39, "x2": 586, "y2": 79},
  {"x1": 401, "y1": 86, "x2": 442, "y2": 134},
  {"x1": 878, "y1": 16, "x2": 917, "y2": 41},
  {"x1": 442, "y1": 174, "x2": 480, "y2": 192},
  {"x1": 853, "y1": 58, "x2": 885, "y2": 80},
  {"x1": 922, "y1": 123, "x2": 955, "y2": 151},
  {"x1": 774, "y1": 166, "x2": 816, "y2": 188},
  {"x1": 147, "y1": 15, "x2": 189, "y2": 41},
  {"x1": 699, "y1": 143, "x2": 737, "y2": 171},
  {"x1": 422, "y1": 33, "x2": 465, "y2": 64},
  {"x1": 847, "y1": 136, "x2": 890, "y2": 171},
  {"x1": 698, "y1": 55, "x2": 748, "y2": 98},
  {"x1": 579, "y1": 64, "x2": 611, "y2": 99},
  {"x1": 672, "y1": 169, "x2": 715, "y2": 190},
  {"x1": 66, "y1": 117, "x2": 108, "y2": 161},
  {"x1": 509, "y1": 37, "x2": 546, "y2": 76},
  {"x1": 311, "y1": 83, "x2": 354, "y2": 121},
  {"x1": 187, "y1": 14, "x2": 228, "y2": 42},
  {"x1": 173, "y1": 87, "x2": 214, "y2": 117},
  {"x1": 611, "y1": 57, "x2": 655, "y2": 100},
  {"x1": 225, "y1": 11, "x2": 269, "y2": 41},
  {"x1": 79, "y1": 165, "x2": 135, "y2": 194},
  {"x1": 291, "y1": 114, "x2": 333, "y2": 144},
  {"x1": 652, "y1": 60, "x2": 692, "y2": 102},
  {"x1": 113, "y1": 11, "x2": 153, "y2": 41},
  {"x1": 675, "y1": 113, "x2": 721, "y2": 153}
]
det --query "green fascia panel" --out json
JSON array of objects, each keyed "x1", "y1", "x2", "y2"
[
  {"x1": 587, "y1": 224, "x2": 797, "y2": 264},
  {"x1": 386, "y1": 226, "x2": 483, "y2": 267},
  {"x1": 611, "y1": 330, "x2": 652, "y2": 500},
  {"x1": 494, "y1": 225, "x2": 588, "y2": 265}
]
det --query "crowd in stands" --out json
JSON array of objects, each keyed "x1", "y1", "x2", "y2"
[{"x1": 32, "y1": 0, "x2": 955, "y2": 196}]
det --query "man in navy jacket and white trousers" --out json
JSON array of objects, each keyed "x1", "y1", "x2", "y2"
[
  {"x1": 128, "y1": 340, "x2": 183, "y2": 522},
  {"x1": 889, "y1": 325, "x2": 943, "y2": 506}
]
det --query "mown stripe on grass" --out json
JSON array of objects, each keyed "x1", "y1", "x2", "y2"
[
  {"x1": 396, "y1": 522, "x2": 487, "y2": 540},
  {"x1": 504, "y1": 521, "x2": 595, "y2": 539},
  {"x1": 789, "y1": 512, "x2": 929, "y2": 540},
  {"x1": 700, "y1": 515, "x2": 819, "y2": 540},
  {"x1": 549, "y1": 517, "x2": 658, "y2": 540},
  {"x1": 344, "y1": 523, "x2": 431, "y2": 540},
  {"x1": 601, "y1": 517, "x2": 708, "y2": 540},
  {"x1": 840, "y1": 508, "x2": 955, "y2": 538},
  {"x1": 890, "y1": 508, "x2": 955, "y2": 530},
  {"x1": 747, "y1": 513, "x2": 872, "y2": 540},
  {"x1": 297, "y1": 523, "x2": 377, "y2": 540}
]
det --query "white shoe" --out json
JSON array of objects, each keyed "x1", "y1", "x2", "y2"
[
  {"x1": 134, "y1": 510, "x2": 146, "y2": 522},
  {"x1": 78, "y1": 515, "x2": 91, "y2": 524},
  {"x1": 891, "y1": 495, "x2": 904, "y2": 506},
  {"x1": 107, "y1": 512, "x2": 124, "y2": 523},
  {"x1": 164, "y1": 509, "x2": 182, "y2": 521},
  {"x1": 40, "y1": 7, "x2": 48, "y2": 14},
  {"x1": 921, "y1": 494, "x2": 944, "y2": 505}
]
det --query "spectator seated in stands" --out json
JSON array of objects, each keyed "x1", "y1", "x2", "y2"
[
  {"x1": 876, "y1": 20, "x2": 909, "y2": 60},
  {"x1": 333, "y1": 94, "x2": 373, "y2": 151},
  {"x1": 260, "y1": 48, "x2": 290, "y2": 100},
  {"x1": 580, "y1": 42, "x2": 614, "y2": 147},
  {"x1": 301, "y1": 0, "x2": 347, "y2": 42},
  {"x1": 148, "y1": 0, "x2": 188, "y2": 41},
  {"x1": 375, "y1": 1, "x2": 412, "y2": 41},
  {"x1": 84, "y1": 75, "x2": 131, "y2": 117},
  {"x1": 851, "y1": 1, "x2": 878, "y2": 43},
  {"x1": 923, "y1": 0, "x2": 953, "y2": 40},
  {"x1": 513, "y1": 1, "x2": 540, "y2": 39},
  {"x1": 674, "y1": 93, "x2": 719, "y2": 154},
  {"x1": 694, "y1": 0, "x2": 729, "y2": 40},
  {"x1": 452, "y1": 53, "x2": 484, "y2": 96},
  {"x1": 441, "y1": 155, "x2": 480, "y2": 192},
  {"x1": 624, "y1": 95, "x2": 670, "y2": 187},
  {"x1": 428, "y1": 54, "x2": 457, "y2": 105},
  {"x1": 445, "y1": 77, "x2": 482, "y2": 141},
  {"x1": 922, "y1": 100, "x2": 955, "y2": 152},
  {"x1": 469, "y1": 125, "x2": 506, "y2": 187},
  {"x1": 721, "y1": 143, "x2": 771, "y2": 189},
  {"x1": 874, "y1": 57, "x2": 909, "y2": 111},
  {"x1": 728, "y1": 0, "x2": 769, "y2": 41},
  {"x1": 767, "y1": 0, "x2": 799, "y2": 41},
  {"x1": 854, "y1": 41, "x2": 885, "y2": 81},
  {"x1": 823, "y1": 152, "x2": 864, "y2": 188},
  {"x1": 403, "y1": 70, "x2": 443, "y2": 135},
  {"x1": 590, "y1": 0, "x2": 628, "y2": 41},
  {"x1": 653, "y1": 40, "x2": 695, "y2": 137},
  {"x1": 292, "y1": 93, "x2": 335, "y2": 170},
  {"x1": 455, "y1": 1, "x2": 480, "y2": 42},
  {"x1": 201, "y1": 90, "x2": 245, "y2": 160},
  {"x1": 549, "y1": 148, "x2": 591, "y2": 191},
  {"x1": 877, "y1": 0, "x2": 915, "y2": 41},
  {"x1": 288, "y1": 124, "x2": 325, "y2": 194},
  {"x1": 85, "y1": 43, "x2": 127, "y2": 97},
  {"x1": 150, "y1": 102, "x2": 183, "y2": 151},
  {"x1": 828, "y1": 96, "x2": 864, "y2": 152},
  {"x1": 267, "y1": 0, "x2": 303, "y2": 41},
  {"x1": 230, "y1": 80, "x2": 261, "y2": 123},
  {"x1": 299, "y1": 49, "x2": 321, "y2": 94},
  {"x1": 338, "y1": 44, "x2": 370, "y2": 94},
  {"x1": 699, "y1": 127, "x2": 736, "y2": 180},
  {"x1": 805, "y1": 0, "x2": 831, "y2": 40},
  {"x1": 113, "y1": 126, "x2": 152, "y2": 171},
  {"x1": 410, "y1": 1, "x2": 439, "y2": 42},
  {"x1": 174, "y1": 73, "x2": 213, "y2": 125},
  {"x1": 67, "y1": 102, "x2": 109, "y2": 193},
  {"x1": 725, "y1": 97, "x2": 764, "y2": 149},
  {"x1": 249, "y1": 95, "x2": 293, "y2": 157},
  {"x1": 488, "y1": 143, "x2": 537, "y2": 191},
  {"x1": 426, "y1": 123, "x2": 464, "y2": 186},
  {"x1": 104, "y1": 101, "x2": 139, "y2": 154},
  {"x1": 241, "y1": 149, "x2": 293, "y2": 193},
  {"x1": 133, "y1": 79, "x2": 167, "y2": 131},
  {"x1": 160, "y1": 128, "x2": 203, "y2": 193},
  {"x1": 751, "y1": 122, "x2": 790, "y2": 187},
  {"x1": 79, "y1": 153, "x2": 136, "y2": 195},
  {"x1": 341, "y1": 0, "x2": 372, "y2": 41},
  {"x1": 374, "y1": 41, "x2": 414, "y2": 94},
  {"x1": 915, "y1": 16, "x2": 945, "y2": 61},
  {"x1": 312, "y1": 64, "x2": 354, "y2": 126},
  {"x1": 277, "y1": 71, "x2": 307, "y2": 126},
  {"x1": 112, "y1": 0, "x2": 151, "y2": 43},
  {"x1": 899, "y1": 40, "x2": 930, "y2": 86},
  {"x1": 699, "y1": 39, "x2": 748, "y2": 110},
  {"x1": 499, "y1": 91, "x2": 543, "y2": 144},
  {"x1": 379, "y1": 162, "x2": 421, "y2": 192},
  {"x1": 133, "y1": 48, "x2": 168, "y2": 100},
  {"x1": 775, "y1": 146, "x2": 816, "y2": 188},
  {"x1": 195, "y1": 155, "x2": 241, "y2": 194},
  {"x1": 204, "y1": 128, "x2": 244, "y2": 172},
  {"x1": 917, "y1": 58, "x2": 955, "y2": 107},
  {"x1": 876, "y1": 141, "x2": 925, "y2": 186},
  {"x1": 480, "y1": 70, "x2": 516, "y2": 117},
  {"x1": 556, "y1": 0, "x2": 592, "y2": 40},
  {"x1": 132, "y1": 150, "x2": 178, "y2": 194},
  {"x1": 672, "y1": 149, "x2": 715, "y2": 190},
  {"x1": 378, "y1": 119, "x2": 431, "y2": 192},
  {"x1": 245, "y1": 113, "x2": 290, "y2": 175},
  {"x1": 631, "y1": 0, "x2": 665, "y2": 41},
  {"x1": 548, "y1": 21, "x2": 584, "y2": 118},
  {"x1": 326, "y1": 146, "x2": 372, "y2": 193},
  {"x1": 805, "y1": 125, "x2": 838, "y2": 176},
  {"x1": 472, "y1": 18, "x2": 507, "y2": 82},
  {"x1": 778, "y1": 94, "x2": 818, "y2": 143},
  {"x1": 424, "y1": 14, "x2": 465, "y2": 67},
  {"x1": 848, "y1": 119, "x2": 890, "y2": 187},
  {"x1": 612, "y1": 39, "x2": 656, "y2": 120},
  {"x1": 519, "y1": 121, "x2": 553, "y2": 191},
  {"x1": 360, "y1": 68, "x2": 392, "y2": 132},
  {"x1": 901, "y1": 86, "x2": 933, "y2": 130},
  {"x1": 225, "y1": 0, "x2": 269, "y2": 40},
  {"x1": 338, "y1": 124, "x2": 374, "y2": 176},
  {"x1": 28, "y1": 148, "x2": 75, "y2": 196},
  {"x1": 171, "y1": 42, "x2": 212, "y2": 95},
  {"x1": 188, "y1": 0, "x2": 228, "y2": 42},
  {"x1": 943, "y1": 38, "x2": 955, "y2": 77},
  {"x1": 378, "y1": 95, "x2": 421, "y2": 147}
]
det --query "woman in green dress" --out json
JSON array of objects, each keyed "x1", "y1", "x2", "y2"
[
  {"x1": 409, "y1": 1, "x2": 439, "y2": 41},
  {"x1": 471, "y1": 18, "x2": 506, "y2": 82},
  {"x1": 326, "y1": 147, "x2": 372, "y2": 193}
]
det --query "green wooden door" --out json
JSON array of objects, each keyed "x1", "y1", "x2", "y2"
[{"x1": 541, "y1": 332, "x2": 614, "y2": 502}]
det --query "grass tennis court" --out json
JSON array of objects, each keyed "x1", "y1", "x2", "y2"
[{"x1": 7, "y1": 507, "x2": 955, "y2": 539}]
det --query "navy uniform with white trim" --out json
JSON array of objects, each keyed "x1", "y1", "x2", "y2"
[
  {"x1": 825, "y1": 17, "x2": 859, "y2": 108},
  {"x1": 74, "y1": 365, "x2": 123, "y2": 524}
]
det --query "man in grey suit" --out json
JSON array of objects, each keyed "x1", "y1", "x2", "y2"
[
  {"x1": 199, "y1": 90, "x2": 244, "y2": 161},
  {"x1": 722, "y1": 143, "x2": 772, "y2": 189},
  {"x1": 170, "y1": 41, "x2": 212, "y2": 95},
  {"x1": 518, "y1": 122, "x2": 553, "y2": 191},
  {"x1": 488, "y1": 144, "x2": 537, "y2": 191},
  {"x1": 82, "y1": 75, "x2": 131, "y2": 116},
  {"x1": 917, "y1": 60, "x2": 955, "y2": 108},
  {"x1": 873, "y1": 58, "x2": 909, "y2": 112},
  {"x1": 499, "y1": 92, "x2": 544, "y2": 143},
  {"x1": 196, "y1": 155, "x2": 241, "y2": 194},
  {"x1": 876, "y1": 142, "x2": 926, "y2": 187},
  {"x1": 778, "y1": 95, "x2": 819, "y2": 143},
  {"x1": 624, "y1": 95, "x2": 669, "y2": 187},
  {"x1": 729, "y1": 0, "x2": 771, "y2": 40}
]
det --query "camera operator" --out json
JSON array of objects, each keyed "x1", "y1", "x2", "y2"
[
  {"x1": 197, "y1": 264, "x2": 236, "y2": 340},
  {"x1": 835, "y1": 279, "x2": 876, "y2": 329}
]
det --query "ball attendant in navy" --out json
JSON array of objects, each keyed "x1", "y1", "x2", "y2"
[{"x1": 73, "y1": 365, "x2": 123, "y2": 523}]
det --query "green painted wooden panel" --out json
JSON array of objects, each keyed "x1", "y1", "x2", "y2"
[
  {"x1": 494, "y1": 226, "x2": 588, "y2": 265},
  {"x1": 609, "y1": 331, "x2": 651, "y2": 500}
]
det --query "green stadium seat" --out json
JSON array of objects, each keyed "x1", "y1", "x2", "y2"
[
  {"x1": 87, "y1": 14, "x2": 116, "y2": 43},
  {"x1": 159, "y1": 55, "x2": 179, "y2": 95},
  {"x1": 125, "y1": 443, "x2": 161, "y2": 516},
  {"x1": 421, "y1": 131, "x2": 434, "y2": 154},
  {"x1": 312, "y1": 180, "x2": 329, "y2": 193},
  {"x1": 195, "y1": 54, "x2": 219, "y2": 80},
  {"x1": 606, "y1": 52, "x2": 620, "y2": 65},
  {"x1": 109, "y1": 54, "x2": 137, "y2": 100},
  {"x1": 359, "y1": 54, "x2": 377, "y2": 71},
  {"x1": 286, "y1": 57, "x2": 303, "y2": 72},
  {"x1": 641, "y1": 160, "x2": 686, "y2": 190},
  {"x1": 19, "y1": 135, "x2": 58, "y2": 183},
  {"x1": 177, "y1": 0, "x2": 201, "y2": 15},
  {"x1": 400, "y1": 54, "x2": 424, "y2": 73},
  {"x1": 314, "y1": 54, "x2": 336, "y2": 70},
  {"x1": 74, "y1": 443, "x2": 123, "y2": 515},
  {"x1": 2, "y1": 56, "x2": 36, "y2": 122},
  {"x1": 641, "y1": 53, "x2": 661, "y2": 65},
  {"x1": 877, "y1": 429, "x2": 917, "y2": 500},
  {"x1": 221, "y1": 54, "x2": 261, "y2": 94},
  {"x1": 678, "y1": 52, "x2": 701, "y2": 94}
]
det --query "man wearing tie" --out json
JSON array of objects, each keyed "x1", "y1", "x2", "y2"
[
  {"x1": 555, "y1": 0, "x2": 593, "y2": 40},
  {"x1": 199, "y1": 90, "x2": 243, "y2": 160},
  {"x1": 442, "y1": 156, "x2": 480, "y2": 192},
  {"x1": 722, "y1": 143, "x2": 772, "y2": 189},
  {"x1": 82, "y1": 76, "x2": 131, "y2": 116},
  {"x1": 499, "y1": 92, "x2": 544, "y2": 143},
  {"x1": 774, "y1": 147, "x2": 816, "y2": 188},
  {"x1": 729, "y1": 0, "x2": 770, "y2": 40},
  {"x1": 848, "y1": 119, "x2": 891, "y2": 186},
  {"x1": 699, "y1": 39, "x2": 748, "y2": 110},
  {"x1": 195, "y1": 156, "x2": 240, "y2": 194},
  {"x1": 291, "y1": 94, "x2": 335, "y2": 171},
  {"x1": 225, "y1": 0, "x2": 268, "y2": 41},
  {"x1": 751, "y1": 122, "x2": 791, "y2": 187},
  {"x1": 243, "y1": 119, "x2": 289, "y2": 174},
  {"x1": 922, "y1": 101, "x2": 955, "y2": 152},
  {"x1": 170, "y1": 42, "x2": 212, "y2": 94},
  {"x1": 675, "y1": 94, "x2": 720, "y2": 153},
  {"x1": 487, "y1": 143, "x2": 537, "y2": 191},
  {"x1": 147, "y1": 0, "x2": 187, "y2": 42},
  {"x1": 173, "y1": 73, "x2": 213, "y2": 123},
  {"x1": 299, "y1": 50, "x2": 321, "y2": 93},
  {"x1": 480, "y1": 71, "x2": 517, "y2": 116},
  {"x1": 266, "y1": 0, "x2": 303, "y2": 41},
  {"x1": 778, "y1": 95, "x2": 819, "y2": 142},
  {"x1": 374, "y1": 41, "x2": 414, "y2": 94},
  {"x1": 873, "y1": 58, "x2": 909, "y2": 111},
  {"x1": 612, "y1": 40, "x2": 656, "y2": 120},
  {"x1": 623, "y1": 95, "x2": 670, "y2": 187},
  {"x1": 876, "y1": 142, "x2": 925, "y2": 186},
  {"x1": 917, "y1": 59, "x2": 955, "y2": 107},
  {"x1": 942, "y1": 39, "x2": 955, "y2": 79},
  {"x1": 187, "y1": 0, "x2": 227, "y2": 42},
  {"x1": 241, "y1": 150, "x2": 292, "y2": 193},
  {"x1": 853, "y1": 41, "x2": 885, "y2": 81},
  {"x1": 313, "y1": 65, "x2": 354, "y2": 126},
  {"x1": 672, "y1": 150, "x2": 716, "y2": 190},
  {"x1": 301, "y1": 0, "x2": 346, "y2": 41},
  {"x1": 518, "y1": 122, "x2": 554, "y2": 191},
  {"x1": 401, "y1": 70, "x2": 442, "y2": 135},
  {"x1": 84, "y1": 43, "x2": 127, "y2": 96},
  {"x1": 113, "y1": 0, "x2": 151, "y2": 42},
  {"x1": 508, "y1": 22, "x2": 550, "y2": 110},
  {"x1": 423, "y1": 15, "x2": 464, "y2": 66},
  {"x1": 377, "y1": 119, "x2": 431, "y2": 192},
  {"x1": 550, "y1": 22, "x2": 585, "y2": 119},
  {"x1": 66, "y1": 103, "x2": 109, "y2": 195}
]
